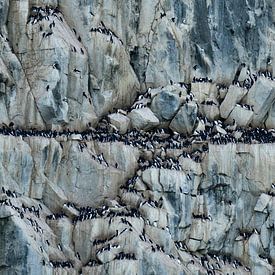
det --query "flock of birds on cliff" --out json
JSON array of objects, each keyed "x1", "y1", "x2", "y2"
[
  {"x1": 0, "y1": 117, "x2": 274, "y2": 170},
  {"x1": 25, "y1": 4, "x2": 123, "y2": 56},
  {"x1": 0, "y1": 4, "x2": 274, "y2": 275},
  {"x1": 4, "y1": 184, "x2": 273, "y2": 273}
]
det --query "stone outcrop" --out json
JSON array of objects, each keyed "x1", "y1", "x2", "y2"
[
  {"x1": 1, "y1": 134, "x2": 274, "y2": 275},
  {"x1": 128, "y1": 108, "x2": 160, "y2": 131},
  {"x1": 246, "y1": 77, "x2": 275, "y2": 126},
  {"x1": 150, "y1": 90, "x2": 181, "y2": 121},
  {"x1": 169, "y1": 102, "x2": 198, "y2": 135},
  {"x1": 108, "y1": 113, "x2": 130, "y2": 134},
  {"x1": 0, "y1": 1, "x2": 275, "y2": 275},
  {"x1": 220, "y1": 85, "x2": 248, "y2": 119},
  {"x1": 226, "y1": 105, "x2": 254, "y2": 127}
]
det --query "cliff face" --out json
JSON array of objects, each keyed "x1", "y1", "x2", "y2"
[
  {"x1": 0, "y1": 1, "x2": 275, "y2": 275},
  {"x1": 1, "y1": 0, "x2": 275, "y2": 130}
]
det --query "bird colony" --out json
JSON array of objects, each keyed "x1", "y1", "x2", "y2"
[{"x1": 0, "y1": 1, "x2": 275, "y2": 275}]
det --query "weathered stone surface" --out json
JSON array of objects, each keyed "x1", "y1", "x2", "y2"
[
  {"x1": 265, "y1": 101, "x2": 275, "y2": 128},
  {"x1": 0, "y1": 215, "x2": 45, "y2": 275},
  {"x1": 201, "y1": 103, "x2": 220, "y2": 121},
  {"x1": 246, "y1": 77, "x2": 275, "y2": 127},
  {"x1": 226, "y1": 105, "x2": 254, "y2": 127},
  {"x1": 1, "y1": 1, "x2": 275, "y2": 275},
  {"x1": 218, "y1": 87, "x2": 228, "y2": 100},
  {"x1": 151, "y1": 90, "x2": 181, "y2": 121},
  {"x1": 220, "y1": 85, "x2": 248, "y2": 119},
  {"x1": 108, "y1": 113, "x2": 130, "y2": 134},
  {"x1": 0, "y1": 135, "x2": 274, "y2": 274},
  {"x1": 254, "y1": 194, "x2": 272, "y2": 213},
  {"x1": 128, "y1": 107, "x2": 159, "y2": 130},
  {"x1": 213, "y1": 125, "x2": 227, "y2": 135},
  {"x1": 169, "y1": 102, "x2": 198, "y2": 135},
  {"x1": 191, "y1": 83, "x2": 217, "y2": 103}
]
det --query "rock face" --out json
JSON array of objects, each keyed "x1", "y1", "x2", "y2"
[
  {"x1": 108, "y1": 113, "x2": 130, "y2": 134},
  {"x1": 220, "y1": 85, "x2": 248, "y2": 119},
  {"x1": 246, "y1": 77, "x2": 275, "y2": 126},
  {"x1": 1, "y1": 132, "x2": 275, "y2": 275},
  {"x1": 169, "y1": 102, "x2": 198, "y2": 135},
  {"x1": 128, "y1": 108, "x2": 160, "y2": 130},
  {"x1": 0, "y1": 1, "x2": 275, "y2": 275},
  {"x1": 151, "y1": 90, "x2": 181, "y2": 121},
  {"x1": 226, "y1": 105, "x2": 254, "y2": 127}
]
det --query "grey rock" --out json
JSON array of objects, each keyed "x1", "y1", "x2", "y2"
[
  {"x1": 0, "y1": 1, "x2": 275, "y2": 274},
  {"x1": 169, "y1": 102, "x2": 198, "y2": 135},
  {"x1": 201, "y1": 103, "x2": 220, "y2": 121},
  {"x1": 151, "y1": 90, "x2": 181, "y2": 121},
  {"x1": 226, "y1": 105, "x2": 254, "y2": 127},
  {"x1": 192, "y1": 82, "x2": 217, "y2": 103},
  {"x1": 254, "y1": 194, "x2": 272, "y2": 213},
  {"x1": 220, "y1": 85, "x2": 248, "y2": 119},
  {"x1": 108, "y1": 113, "x2": 130, "y2": 134},
  {"x1": 246, "y1": 77, "x2": 275, "y2": 127},
  {"x1": 128, "y1": 107, "x2": 159, "y2": 130},
  {"x1": 92, "y1": 90, "x2": 114, "y2": 117},
  {"x1": 265, "y1": 101, "x2": 275, "y2": 128}
]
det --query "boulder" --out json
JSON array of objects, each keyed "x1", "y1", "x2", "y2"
[
  {"x1": 0, "y1": 83, "x2": 5, "y2": 94},
  {"x1": 265, "y1": 102, "x2": 275, "y2": 128},
  {"x1": 238, "y1": 67, "x2": 249, "y2": 82},
  {"x1": 169, "y1": 102, "x2": 198, "y2": 135},
  {"x1": 220, "y1": 85, "x2": 248, "y2": 119},
  {"x1": 201, "y1": 104, "x2": 220, "y2": 121},
  {"x1": 226, "y1": 105, "x2": 254, "y2": 127},
  {"x1": 108, "y1": 113, "x2": 130, "y2": 134},
  {"x1": 191, "y1": 82, "x2": 217, "y2": 103},
  {"x1": 151, "y1": 90, "x2": 181, "y2": 121},
  {"x1": 128, "y1": 107, "x2": 159, "y2": 130},
  {"x1": 92, "y1": 90, "x2": 114, "y2": 117},
  {"x1": 213, "y1": 125, "x2": 227, "y2": 135},
  {"x1": 246, "y1": 77, "x2": 275, "y2": 126},
  {"x1": 218, "y1": 87, "x2": 228, "y2": 100},
  {"x1": 254, "y1": 194, "x2": 272, "y2": 213},
  {"x1": 142, "y1": 168, "x2": 162, "y2": 191}
]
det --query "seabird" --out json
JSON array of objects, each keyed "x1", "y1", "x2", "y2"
[
  {"x1": 160, "y1": 12, "x2": 166, "y2": 18},
  {"x1": 45, "y1": 32, "x2": 53, "y2": 37},
  {"x1": 52, "y1": 62, "x2": 60, "y2": 70},
  {"x1": 76, "y1": 252, "x2": 81, "y2": 260}
]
